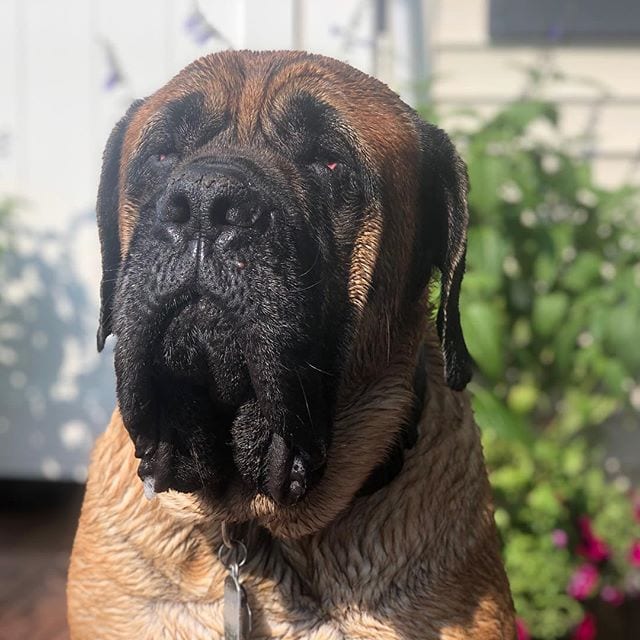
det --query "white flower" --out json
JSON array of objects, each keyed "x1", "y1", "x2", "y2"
[
  {"x1": 572, "y1": 208, "x2": 589, "y2": 224},
  {"x1": 503, "y1": 255, "x2": 520, "y2": 277},
  {"x1": 541, "y1": 154, "x2": 561, "y2": 174},
  {"x1": 499, "y1": 181, "x2": 523, "y2": 204},
  {"x1": 561, "y1": 246, "x2": 577, "y2": 262},
  {"x1": 630, "y1": 385, "x2": 640, "y2": 410},
  {"x1": 614, "y1": 475, "x2": 631, "y2": 493},
  {"x1": 576, "y1": 188, "x2": 599, "y2": 207},
  {"x1": 577, "y1": 331, "x2": 594, "y2": 348},
  {"x1": 600, "y1": 262, "x2": 616, "y2": 280},
  {"x1": 520, "y1": 209, "x2": 537, "y2": 227},
  {"x1": 604, "y1": 457, "x2": 621, "y2": 474}
]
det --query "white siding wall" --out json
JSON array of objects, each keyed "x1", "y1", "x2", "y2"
[{"x1": 429, "y1": 0, "x2": 640, "y2": 186}]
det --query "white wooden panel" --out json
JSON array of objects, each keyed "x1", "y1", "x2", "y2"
[
  {"x1": 303, "y1": 0, "x2": 374, "y2": 74},
  {"x1": 244, "y1": 0, "x2": 293, "y2": 50},
  {"x1": 433, "y1": 48, "x2": 640, "y2": 101},
  {"x1": 0, "y1": 0, "x2": 19, "y2": 186},
  {"x1": 430, "y1": 0, "x2": 489, "y2": 46},
  {"x1": 20, "y1": 0, "x2": 94, "y2": 220}
]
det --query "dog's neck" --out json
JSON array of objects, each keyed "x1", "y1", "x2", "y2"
[
  {"x1": 81, "y1": 326, "x2": 511, "y2": 637},
  {"x1": 357, "y1": 341, "x2": 427, "y2": 497}
]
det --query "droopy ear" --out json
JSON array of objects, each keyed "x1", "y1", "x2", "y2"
[
  {"x1": 415, "y1": 120, "x2": 473, "y2": 391},
  {"x1": 96, "y1": 100, "x2": 143, "y2": 352}
]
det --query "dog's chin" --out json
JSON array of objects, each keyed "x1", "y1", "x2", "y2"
[
  {"x1": 154, "y1": 298, "x2": 251, "y2": 403},
  {"x1": 117, "y1": 298, "x2": 331, "y2": 506}
]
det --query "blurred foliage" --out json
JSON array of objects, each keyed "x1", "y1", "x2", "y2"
[
  {"x1": 0, "y1": 197, "x2": 15, "y2": 296},
  {"x1": 457, "y1": 98, "x2": 639, "y2": 435},
  {"x1": 0, "y1": 198, "x2": 13, "y2": 270},
  {"x1": 0, "y1": 197, "x2": 12, "y2": 236},
  {"x1": 428, "y1": 77, "x2": 640, "y2": 638}
]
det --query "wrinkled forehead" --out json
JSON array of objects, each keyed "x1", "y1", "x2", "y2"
[{"x1": 121, "y1": 51, "x2": 419, "y2": 170}]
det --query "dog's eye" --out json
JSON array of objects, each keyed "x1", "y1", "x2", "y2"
[
  {"x1": 149, "y1": 152, "x2": 177, "y2": 167},
  {"x1": 310, "y1": 160, "x2": 341, "y2": 175}
]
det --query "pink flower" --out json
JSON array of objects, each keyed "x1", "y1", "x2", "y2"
[
  {"x1": 568, "y1": 564, "x2": 599, "y2": 600},
  {"x1": 576, "y1": 516, "x2": 609, "y2": 562},
  {"x1": 515, "y1": 618, "x2": 530, "y2": 640},
  {"x1": 629, "y1": 540, "x2": 640, "y2": 567},
  {"x1": 601, "y1": 585, "x2": 624, "y2": 606},
  {"x1": 571, "y1": 613, "x2": 597, "y2": 640},
  {"x1": 552, "y1": 529, "x2": 568, "y2": 548}
]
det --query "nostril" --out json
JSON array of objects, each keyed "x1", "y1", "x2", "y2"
[
  {"x1": 209, "y1": 193, "x2": 265, "y2": 228},
  {"x1": 165, "y1": 193, "x2": 191, "y2": 224},
  {"x1": 208, "y1": 195, "x2": 232, "y2": 226}
]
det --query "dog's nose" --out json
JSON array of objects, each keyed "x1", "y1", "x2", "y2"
[{"x1": 155, "y1": 162, "x2": 270, "y2": 244}]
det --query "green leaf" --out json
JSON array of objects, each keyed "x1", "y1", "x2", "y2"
[
  {"x1": 532, "y1": 292, "x2": 569, "y2": 337},
  {"x1": 467, "y1": 226, "x2": 509, "y2": 288},
  {"x1": 525, "y1": 482, "x2": 563, "y2": 527},
  {"x1": 472, "y1": 385, "x2": 534, "y2": 444},
  {"x1": 507, "y1": 383, "x2": 540, "y2": 414},
  {"x1": 533, "y1": 251, "x2": 560, "y2": 289},
  {"x1": 462, "y1": 271, "x2": 501, "y2": 296},
  {"x1": 467, "y1": 153, "x2": 509, "y2": 217},
  {"x1": 604, "y1": 305, "x2": 640, "y2": 370},
  {"x1": 561, "y1": 252, "x2": 601, "y2": 292},
  {"x1": 482, "y1": 100, "x2": 558, "y2": 138},
  {"x1": 461, "y1": 300, "x2": 505, "y2": 379}
]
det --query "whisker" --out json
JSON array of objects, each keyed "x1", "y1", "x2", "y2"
[
  {"x1": 189, "y1": 438, "x2": 208, "y2": 491},
  {"x1": 296, "y1": 370, "x2": 313, "y2": 428},
  {"x1": 305, "y1": 360, "x2": 333, "y2": 376},
  {"x1": 298, "y1": 245, "x2": 321, "y2": 278},
  {"x1": 290, "y1": 279, "x2": 323, "y2": 293},
  {"x1": 385, "y1": 310, "x2": 391, "y2": 364}
]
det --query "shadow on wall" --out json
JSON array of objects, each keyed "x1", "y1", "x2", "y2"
[{"x1": 0, "y1": 210, "x2": 115, "y2": 481}]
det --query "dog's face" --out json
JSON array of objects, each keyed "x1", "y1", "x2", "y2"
[{"x1": 97, "y1": 51, "x2": 471, "y2": 536}]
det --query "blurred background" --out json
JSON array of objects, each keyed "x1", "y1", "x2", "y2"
[{"x1": 0, "y1": 0, "x2": 639, "y2": 638}]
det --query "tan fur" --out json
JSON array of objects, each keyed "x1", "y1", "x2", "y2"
[
  {"x1": 68, "y1": 331, "x2": 514, "y2": 639},
  {"x1": 68, "y1": 51, "x2": 515, "y2": 638}
]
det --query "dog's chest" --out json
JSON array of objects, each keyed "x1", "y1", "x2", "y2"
[
  {"x1": 144, "y1": 539, "x2": 411, "y2": 640},
  {"x1": 152, "y1": 582, "x2": 394, "y2": 640},
  {"x1": 70, "y1": 534, "x2": 498, "y2": 640}
]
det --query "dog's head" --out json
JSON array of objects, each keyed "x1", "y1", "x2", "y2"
[{"x1": 97, "y1": 51, "x2": 471, "y2": 537}]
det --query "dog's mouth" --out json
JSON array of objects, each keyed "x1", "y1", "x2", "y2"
[{"x1": 113, "y1": 290, "x2": 332, "y2": 507}]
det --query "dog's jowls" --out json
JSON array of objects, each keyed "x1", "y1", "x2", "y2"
[{"x1": 67, "y1": 51, "x2": 515, "y2": 638}]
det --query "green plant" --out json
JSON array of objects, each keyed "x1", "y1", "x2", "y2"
[
  {"x1": 461, "y1": 99, "x2": 639, "y2": 439},
  {"x1": 0, "y1": 197, "x2": 12, "y2": 234},
  {"x1": 431, "y1": 84, "x2": 640, "y2": 638}
]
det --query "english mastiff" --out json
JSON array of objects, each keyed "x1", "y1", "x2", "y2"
[{"x1": 68, "y1": 50, "x2": 515, "y2": 639}]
